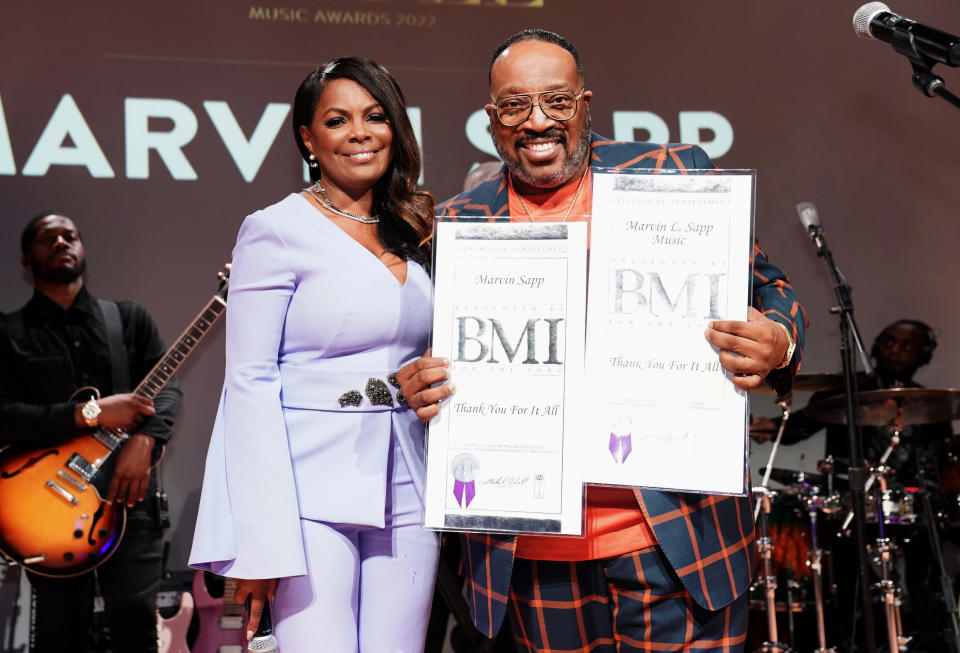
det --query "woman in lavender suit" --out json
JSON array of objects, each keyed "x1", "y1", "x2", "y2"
[{"x1": 189, "y1": 58, "x2": 440, "y2": 652}]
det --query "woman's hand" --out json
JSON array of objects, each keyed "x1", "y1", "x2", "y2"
[
  {"x1": 397, "y1": 348, "x2": 454, "y2": 422},
  {"x1": 234, "y1": 578, "x2": 278, "y2": 641}
]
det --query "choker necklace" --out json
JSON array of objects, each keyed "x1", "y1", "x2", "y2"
[
  {"x1": 516, "y1": 165, "x2": 589, "y2": 222},
  {"x1": 309, "y1": 182, "x2": 379, "y2": 224}
]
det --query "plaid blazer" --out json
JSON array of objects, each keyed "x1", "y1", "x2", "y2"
[{"x1": 437, "y1": 133, "x2": 808, "y2": 637}]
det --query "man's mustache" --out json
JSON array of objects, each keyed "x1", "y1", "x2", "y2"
[{"x1": 515, "y1": 129, "x2": 567, "y2": 147}]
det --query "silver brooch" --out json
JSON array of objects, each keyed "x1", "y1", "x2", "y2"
[
  {"x1": 337, "y1": 373, "x2": 404, "y2": 408},
  {"x1": 338, "y1": 390, "x2": 363, "y2": 407},
  {"x1": 365, "y1": 378, "x2": 394, "y2": 407}
]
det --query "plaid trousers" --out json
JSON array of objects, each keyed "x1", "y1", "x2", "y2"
[{"x1": 507, "y1": 546, "x2": 748, "y2": 653}]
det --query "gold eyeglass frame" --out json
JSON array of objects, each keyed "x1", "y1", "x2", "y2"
[{"x1": 488, "y1": 89, "x2": 586, "y2": 127}]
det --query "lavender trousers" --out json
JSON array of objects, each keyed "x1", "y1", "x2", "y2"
[{"x1": 271, "y1": 438, "x2": 440, "y2": 652}]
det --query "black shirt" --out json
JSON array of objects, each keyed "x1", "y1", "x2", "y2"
[{"x1": 0, "y1": 286, "x2": 181, "y2": 446}]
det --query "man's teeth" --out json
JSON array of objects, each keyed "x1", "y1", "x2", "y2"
[{"x1": 526, "y1": 142, "x2": 558, "y2": 152}]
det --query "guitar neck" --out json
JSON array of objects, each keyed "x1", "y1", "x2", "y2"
[
  {"x1": 222, "y1": 578, "x2": 245, "y2": 618},
  {"x1": 134, "y1": 295, "x2": 227, "y2": 400}
]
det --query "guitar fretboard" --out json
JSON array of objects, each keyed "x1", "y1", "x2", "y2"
[
  {"x1": 223, "y1": 577, "x2": 244, "y2": 617},
  {"x1": 135, "y1": 296, "x2": 227, "y2": 400}
]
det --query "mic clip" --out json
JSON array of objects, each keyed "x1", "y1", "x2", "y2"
[{"x1": 911, "y1": 62, "x2": 946, "y2": 97}]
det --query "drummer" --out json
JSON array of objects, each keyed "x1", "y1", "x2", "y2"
[{"x1": 752, "y1": 319, "x2": 952, "y2": 478}]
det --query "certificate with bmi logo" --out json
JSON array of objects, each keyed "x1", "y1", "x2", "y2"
[
  {"x1": 583, "y1": 169, "x2": 755, "y2": 495},
  {"x1": 424, "y1": 220, "x2": 587, "y2": 535}
]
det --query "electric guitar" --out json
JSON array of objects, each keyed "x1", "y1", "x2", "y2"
[
  {"x1": 192, "y1": 570, "x2": 248, "y2": 653},
  {"x1": 158, "y1": 589, "x2": 194, "y2": 653},
  {"x1": 0, "y1": 268, "x2": 229, "y2": 577}
]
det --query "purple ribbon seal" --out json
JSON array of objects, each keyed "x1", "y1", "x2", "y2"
[
  {"x1": 453, "y1": 479, "x2": 476, "y2": 508},
  {"x1": 451, "y1": 453, "x2": 480, "y2": 508},
  {"x1": 608, "y1": 432, "x2": 633, "y2": 464}
]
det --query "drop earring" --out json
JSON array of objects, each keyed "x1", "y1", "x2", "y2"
[{"x1": 308, "y1": 153, "x2": 319, "y2": 168}]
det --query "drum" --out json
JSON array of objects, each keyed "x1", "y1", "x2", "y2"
[
  {"x1": 864, "y1": 489, "x2": 918, "y2": 525},
  {"x1": 748, "y1": 493, "x2": 834, "y2": 651},
  {"x1": 761, "y1": 497, "x2": 813, "y2": 581},
  {"x1": 941, "y1": 444, "x2": 960, "y2": 494},
  {"x1": 934, "y1": 444, "x2": 960, "y2": 543}
]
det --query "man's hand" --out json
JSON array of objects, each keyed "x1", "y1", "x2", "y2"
[
  {"x1": 105, "y1": 433, "x2": 154, "y2": 507},
  {"x1": 234, "y1": 578, "x2": 278, "y2": 641},
  {"x1": 706, "y1": 307, "x2": 791, "y2": 391},
  {"x1": 98, "y1": 393, "x2": 155, "y2": 430},
  {"x1": 396, "y1": 349, "x2": 454, "y2": 422}
]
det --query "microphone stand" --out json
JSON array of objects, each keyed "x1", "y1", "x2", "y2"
[
  {"x1": 806, "y1": 223, "x2": 876, "y2": 653},
  {"x1": 754, "y1": 397, "x2": 792, "y2": 522}
]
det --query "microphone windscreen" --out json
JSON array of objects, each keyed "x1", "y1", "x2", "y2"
[
  {"x1": 796, "y1": 202, "x2": 821, "y2": 231},
  {"x1": 853, "y1": 2, "x2": 890, "y2": 39},
  {"x1": 248, "y1": 635, "x2": 279, "y2": 652}
]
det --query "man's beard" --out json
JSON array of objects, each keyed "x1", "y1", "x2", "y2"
[
  {"x1": 32, "y1": 256, "x2": 85, "y2": 284},
  {"x1": 495, "y1": 114, "x2": 591, "y2": 190}
]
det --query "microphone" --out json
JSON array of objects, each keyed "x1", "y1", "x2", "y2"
[
  {"x1": 853, "y1": 2, "x2": 960, "y2": 67},
  {"x1": 796, "y1": 202, "x2": 821, "y2": 239},
  {"x1": 247, "y1": 601, "x2": 279, "y2": 652},
  {"x1": 794, "y1": 201, "x2": 876, "y2": 374}
]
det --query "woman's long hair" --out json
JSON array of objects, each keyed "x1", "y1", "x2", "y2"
[{"x1": 292, "y1": 57, "x2": 433, "y2": 268}]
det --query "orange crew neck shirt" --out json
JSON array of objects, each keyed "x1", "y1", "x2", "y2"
[{"x1": 505, "y1": 169, "x2": 657, "y2": 561}]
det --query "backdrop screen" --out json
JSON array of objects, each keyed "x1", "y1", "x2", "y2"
[{"x1": 2, "y1": 0, "x2": 958, "y2": 567}]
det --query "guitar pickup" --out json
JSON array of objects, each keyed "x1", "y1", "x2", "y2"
[
  {"x1": 66, "y1": 454, "x2": 95, "y2": 481},
  {"x1": 92, "y1": 428, "x2": 127, "y2": 450},
  {"x1": 57, "y1": 469, "x2": 87, "y2": 492},
  {"x1": 46, "y1": 480, "x2": 78, "y2": 505},
  {"x1": 219, "y1": 616, "x2": 244, "y2": 629}
]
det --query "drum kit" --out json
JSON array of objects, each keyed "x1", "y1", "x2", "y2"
[{"x1": 750, "y1": 374, "x2": 960, "y2": 653}]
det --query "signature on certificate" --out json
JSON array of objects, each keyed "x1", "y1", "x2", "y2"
[{"x1": 482, "y1": 475, "x2": 531, "y2": 487}]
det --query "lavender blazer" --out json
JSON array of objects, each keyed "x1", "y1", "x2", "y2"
[{"x1": 189, "y1": 193, "x2": 433, "y2": 579}]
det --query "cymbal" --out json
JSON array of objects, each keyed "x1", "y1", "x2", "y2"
[
  {"x1": 760, "y1": 466, "x2": 826, "y2": 489},
  {"x1": 751, "y1": 372, "x2": 844, "y2": 395},
  {"x1": 804, "y1": 387, "x2": 960, "y2": 426}
]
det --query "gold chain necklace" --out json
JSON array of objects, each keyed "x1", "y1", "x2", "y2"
[
  {"x1": 309, "y1": 182, "x2": 379, "y2": 224},
  {"x1": 515, "y1": 166, "x2": 589, "y2": 222}
]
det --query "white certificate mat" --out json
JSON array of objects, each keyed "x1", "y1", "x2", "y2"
[
  {"x1": 425, "y1": 221, "x2": 587, "y2": 535},
  {"x1": 583, "y1": 170, "x2": 754, "y2": 495}
]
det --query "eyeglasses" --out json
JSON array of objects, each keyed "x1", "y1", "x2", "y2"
[{"x1": 490, "y1": 90, "x2": 584, "y2": 127}]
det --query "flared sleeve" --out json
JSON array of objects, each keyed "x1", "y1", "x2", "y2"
[{"x1": 189, "y1": 210, "x2": 307, "y2": 579}]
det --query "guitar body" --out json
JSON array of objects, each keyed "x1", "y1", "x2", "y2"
[
  {"x1": 158, "y1": 590, "x2": 194, "y2": 653},
  {"x1": 0, "y1": 436, "x2": 125, "y2": 577},
  {"x1": 192, "y1": 570, "x2": 247, "y2": 653},
  {"x1": 0, "y1": 268, "x2": 228, "y2": 578}
]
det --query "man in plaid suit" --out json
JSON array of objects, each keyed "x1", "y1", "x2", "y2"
[{"x1": 400, "y1": 29, "x2": 806, "y2": 653}]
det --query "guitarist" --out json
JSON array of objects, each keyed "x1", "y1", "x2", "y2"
[{"x1": 0, "y1": 213, "x2": 182, "y2": 653}]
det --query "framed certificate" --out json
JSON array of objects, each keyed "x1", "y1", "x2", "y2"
[
  {"x1": 582, "y1": 169, "x2": 756, "y2": 495},
  {"x1": 424, "y1": 220, "x2": 587, "y2": 535}
]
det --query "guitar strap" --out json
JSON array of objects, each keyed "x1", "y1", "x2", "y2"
[
  {"x1": 97, "y1": 300, "x2": 130, "y2": 394},
  {"x1": 98, "y1": 300, "x2": 170, "y2": 529}
]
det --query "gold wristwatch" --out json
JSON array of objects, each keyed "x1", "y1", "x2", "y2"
[
  {"x1": 774, "y1": 322, "x2": 796, "y2": 370},
  {"x1": 81, "y1": 397, "x2": 101, "y2": 427}
]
